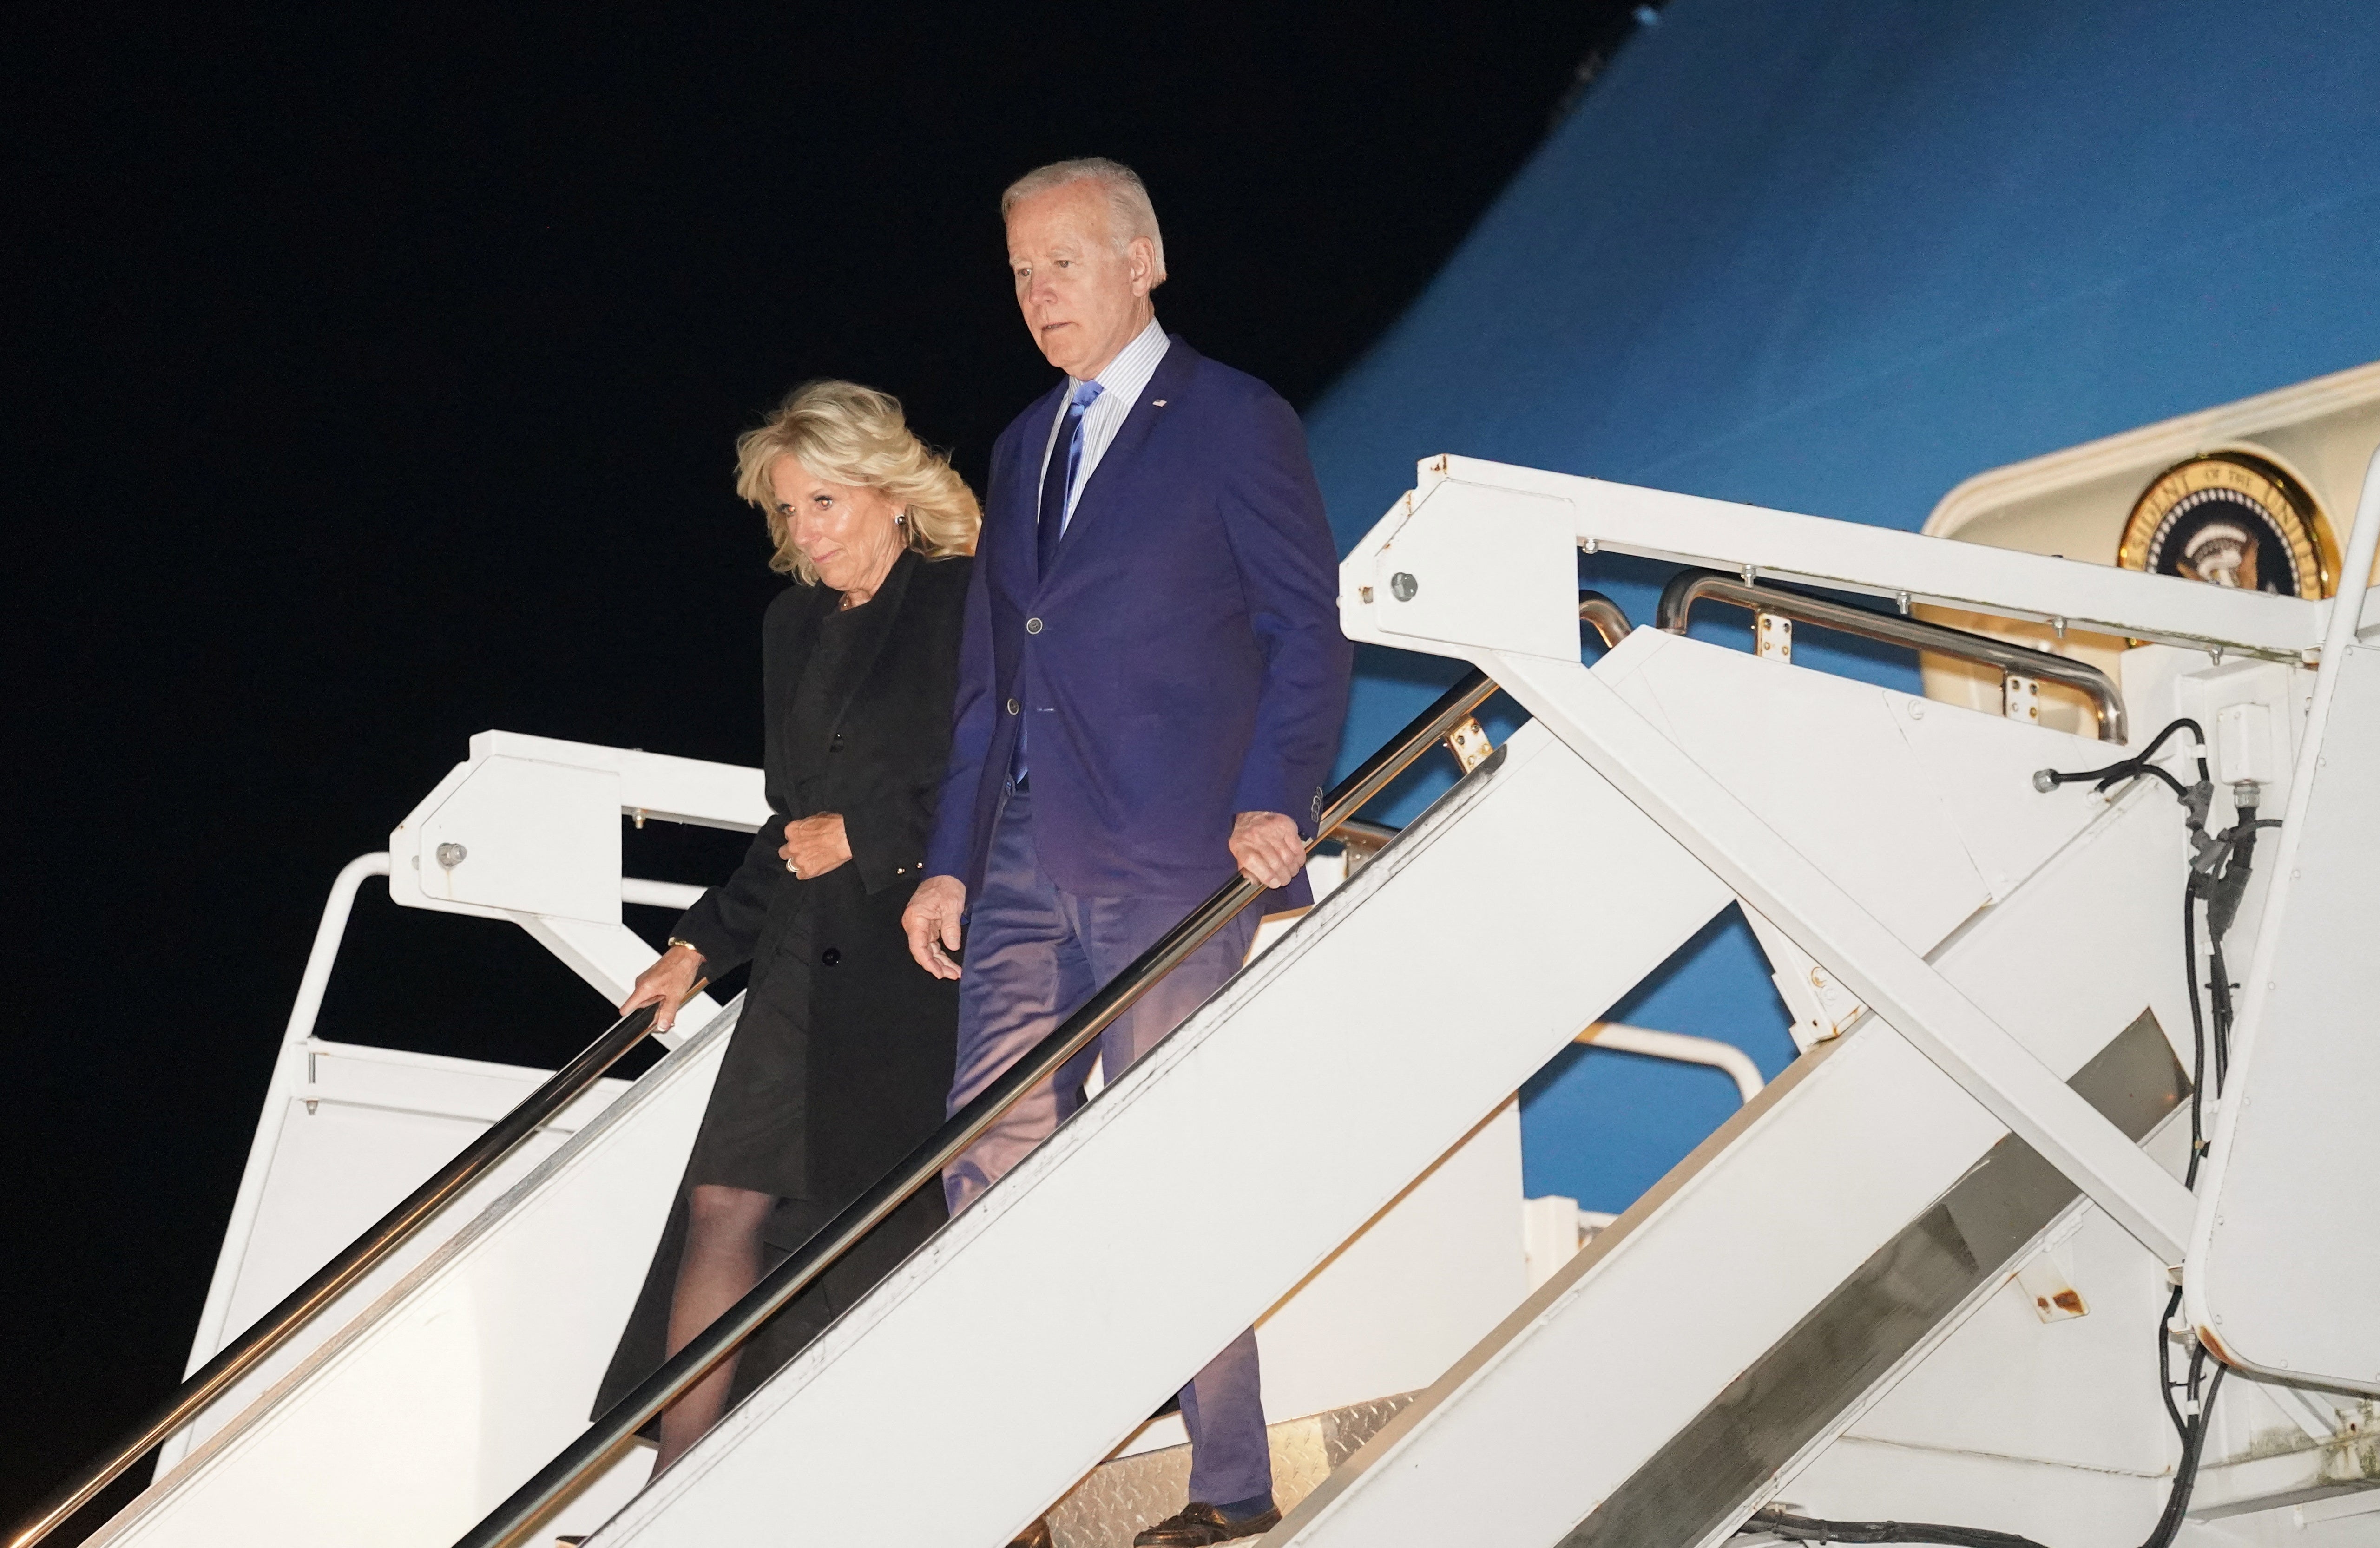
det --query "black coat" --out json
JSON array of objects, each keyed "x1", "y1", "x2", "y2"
[
  {"x1": 594, "y1": 550, "x2": 966, "y2": 1421},
  {"x1": 671, "y1": 547, "x2": 967, "y2": 1201}
]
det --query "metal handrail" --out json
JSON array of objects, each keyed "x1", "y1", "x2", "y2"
[
  {"x1": 451, "y1": 662, "x2": 1519, "y2": 1548},
  {"x1": 1580, "y1": 590, "x2": 1632, "y2": 651},
  {"x1": 8, "y1": 999, "x2": 676, "y2": 1548},
  {"x1": 1656, "y1": 570, "x2": 2127, "y2": 742},
  {"x1": 1333, "y1": 593, "x2": 1628, "y2": 867}
]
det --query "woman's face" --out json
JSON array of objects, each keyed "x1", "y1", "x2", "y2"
[{"x1": 771, "y1": 457, "x2": 904, "y2": 598}]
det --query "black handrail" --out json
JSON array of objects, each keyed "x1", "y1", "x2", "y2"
[
  {"x1": 10, "y1": 998, "x2": 682, "y2": 1548},
  {"x1": 450, "y1": 663, "x2": 1515, "y2": 1548},
  {"x1": 1656, "y1": 569, "x2": 2127, "y2": 741}
]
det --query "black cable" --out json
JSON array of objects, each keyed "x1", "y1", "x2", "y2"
[
  {"x1": 2165, "y1": 880, "x2": 2210, "y2": 1448},
  {"x1": 1786, "y1": 717, "x2": 2243, "y2": 1548},
  {"x1": 2135, "y1": 1358, "x2": 2226, "y2": 1548},
  {"x1": 1744, "y1": 1509, "x2": 2051, "y2": 1547},
  {"x1": 2031, "y1": 718, "x2": 2207, "y2": 797},
  {"x1": 2182, "y1": 889, "x2": 2208, "y2": 1189},
  {"x1": 1748, "y1": 1359, "x2": 2228, "y2": 1548},
  {"x1": 2207, "y1": 940, "x2": 2231, "y2": 1091}
]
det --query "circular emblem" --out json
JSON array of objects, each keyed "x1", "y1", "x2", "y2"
[{"x1": 2117, "y1": 452, "x2": 2335, "y2": 598}]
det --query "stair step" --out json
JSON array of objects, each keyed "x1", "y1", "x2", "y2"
[{"x1": 1046, "y1": 1394, "x2": 1418, "y2": 1548}]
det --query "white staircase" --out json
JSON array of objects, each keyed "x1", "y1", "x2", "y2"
[{"x1": 53, "y1": 455, "x2": 2380, "y2": 1548}]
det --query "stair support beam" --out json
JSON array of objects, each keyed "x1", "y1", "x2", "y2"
[{"x1": 1487, "y1": 647, "x2": 2197, "y2": 1270}]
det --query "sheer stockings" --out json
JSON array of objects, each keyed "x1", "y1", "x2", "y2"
[{"x1": 655, "y1": 1182, "x2": 775, "y2": 1470}]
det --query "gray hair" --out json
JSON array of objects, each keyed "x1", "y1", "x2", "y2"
[{"x1": 1000, "y1": 157, "x2": 1168, "y2": 287}]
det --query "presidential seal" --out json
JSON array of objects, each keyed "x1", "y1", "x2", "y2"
[{"x1": 2117, "y1": 452, "x2": 2336, "y2": 598}]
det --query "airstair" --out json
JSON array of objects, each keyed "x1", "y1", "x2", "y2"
[{"x1": 19, "y1": 454, "x2": 2380, "y2": 1548}]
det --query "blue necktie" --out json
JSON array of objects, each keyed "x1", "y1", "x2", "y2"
[
  {"x1": 1016, "y1": 379, "x2": 1103, "y2": 787},
  {"x1": 1038, "y1": 379, "x2": 1104, "y2": 579}
]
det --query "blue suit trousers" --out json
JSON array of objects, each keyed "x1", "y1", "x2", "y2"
[{"x1": 943, "y1": 791, "x2": 1270, "y2": 1508}]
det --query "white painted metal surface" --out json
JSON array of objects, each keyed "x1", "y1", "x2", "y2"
[
  {"x1": 590, "y1": 719, "x2": 1731, "y2": 1548},
  {"x1": 170, "y1": 834, "x2": 719, "y2": 1477},
  {"x1": 1510, "y1": 648, "x2": 2196, "y2": 1264},
  {"x1": 159, "y1": 1043, "x2": 632, "y2": 1470},
  {"x1": 94, "y1": 447, "x2": 2380, "y2": 1548},
  {"x1": 89, "y1": 1000, "x2": 742, "y2": 1548},
  {"x1": 2188, "y1": 448, "x2": 2380, "y2": 1396},
  {"x1": 1350, "y1": 456, "x2": 2325, "y2": 663},
  {"x1": 172, "y1": 849, "x2": 392, "y2": 1433},
  {"x1": 1345, "y1": 468, "x2": 2203, "y2": 1264},
  {"x1": 1273, "y1": 632, "x2": 2193, "y2": 1548},
  {"x1": 105, "y1": 736, "x2": 1687, "y2": 1548},
  {"x1": 387, "y1": 728, "x2": 765, "y2": 1010},
  {"x1": 164, "y1": 728, "x2": 752, "y2": 1449},
  {"x1": 1225, "y1": 1100, "x2": 1526, "y2": 1443}
]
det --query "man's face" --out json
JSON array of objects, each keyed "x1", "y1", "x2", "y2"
[{"x1": 1006, "y1": 181, "x2": 1155, "y2": 380}]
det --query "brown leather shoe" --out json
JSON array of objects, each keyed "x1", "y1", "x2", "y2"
[
  {"x1": 1133, "y1": 1501, "x2": 1282, "y2": 1545},
  {"x1": 1007, "y1": 1516, "x2": 1054, "y2": 1548}
]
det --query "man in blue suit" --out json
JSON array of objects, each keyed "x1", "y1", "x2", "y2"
[{"x1": 903, "y1": 158, "x2": 1351, "y2": 1548}]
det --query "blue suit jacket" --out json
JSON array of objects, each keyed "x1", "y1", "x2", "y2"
[{"x1": 926, "y1": 336, "x2": 1353, "y2": 904}]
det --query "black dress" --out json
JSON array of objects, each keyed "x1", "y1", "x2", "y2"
[{"x1": 595, "y1": 549, "x2": 969, "y2": 1417}]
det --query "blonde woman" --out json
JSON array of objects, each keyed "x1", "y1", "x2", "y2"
[{"x1": 596, "y1": 380, "x2": 979, "y2": 1470}]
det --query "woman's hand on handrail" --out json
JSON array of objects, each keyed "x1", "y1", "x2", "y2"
[
  {"x1": 779, "y1": 814, "x2": 852, "y2": 880},
  {"x1": 622, "y1": 942, "x2": 706, "y2": 1034},
  {"x1": 902, "y1": 875, "x2": 967, "y2": 981}
]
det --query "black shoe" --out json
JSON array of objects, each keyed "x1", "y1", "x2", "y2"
[
  {"x1": 1007, "y1": 1516, "x2": 1054, "y2": 1548},
  {"x1": 1133, "y1": 1501, "x2": 1282, "y2": 1546}
]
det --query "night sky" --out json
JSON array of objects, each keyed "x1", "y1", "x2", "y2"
[{"x1": 4, "y1": 4, "x2": 1651, "y2": 1530}]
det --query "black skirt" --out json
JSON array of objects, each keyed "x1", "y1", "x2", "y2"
[
  {"x1": 681, "y1": 895, "x2": 820, "y2": 1198},
  {"x1": 593, "y1": 867, "x2": 956, "y2": 1421}
]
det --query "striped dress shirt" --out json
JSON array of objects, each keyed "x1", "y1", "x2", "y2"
[{"x1": 1038, "y1": 315, "x2": 1171, "y2": 534}]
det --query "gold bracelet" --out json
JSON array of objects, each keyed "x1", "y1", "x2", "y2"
[{"x1": 666, "y1": 937, "x2": 705, "y2": 959}]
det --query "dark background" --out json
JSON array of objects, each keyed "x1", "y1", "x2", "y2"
[{"x1": 2, "y1": 3, "x2": 1650, "y2": 1529}]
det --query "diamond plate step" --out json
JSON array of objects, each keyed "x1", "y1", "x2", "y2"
[{"x1": 1046, "y1": 1394, "x2": 1420, "y2": 1548}]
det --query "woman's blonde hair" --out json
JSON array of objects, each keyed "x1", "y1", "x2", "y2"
[{"x1": 733, "y1": 380, "x2": 980, "y2": 584}]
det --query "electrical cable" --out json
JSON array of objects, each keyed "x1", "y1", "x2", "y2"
[
  {"x1": 2208, "y1": 941, "x2": 2231, "y2": 1091},
  {"x1": 2030, "y1": 718, "x2": 2206, "y2": 798},
  {"x1": 1750, "y1": 723, "x2": 2266, "y2": 1548},
  {"x1": 1743, "y1": 1509, "x2": 2052, "y2": 1547},
  {"x1": 2181, "y1": 889, "x2": 2207, "y2": 1191},
  {"x1": 2135, "y1": 1358, "x2": 2226, "y2": 1548},
  {"x1": 2155, "y1": 1283, "x2": 2189, "y2": 1443}
]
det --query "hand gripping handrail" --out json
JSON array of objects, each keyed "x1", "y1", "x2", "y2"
[
  {"x1": 443, "y1": 597, "x2": 1667, "y2": 1548},
  {"x1": 7, "y1": 999, "x2": 686, "y2": 1548},
  {"x1": 1657, "y1": 569, "x2": 2128, "y2": 742}
]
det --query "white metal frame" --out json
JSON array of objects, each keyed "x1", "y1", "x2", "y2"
[
  {"x1": 172, "y1": 852, "x2": 395, "y2": 1400},
  {"x1": 1577, "y1": 1019, "x2": 1764, "y2": 1105},
  {"x1": 2184, "y1": 446, "x2": 2380, "y2": 1395},
  {"x1": 1356, "y1": 456, "x2": 2327, "y2": 668},
  {"x1": 1335, "y1": 459, "x2": 2313, "y2": 1265},
  {"x1": 172, "y1": 736, "x2": 768, "y2": 1457},
  {"x1": 387, "y1": 728, "x2": 769, "y2": 1008}
]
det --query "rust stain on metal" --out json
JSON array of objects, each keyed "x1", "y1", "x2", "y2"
[{"x1": 2052, "y1": 1289, "x2": 2085, "y2": 1315}]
